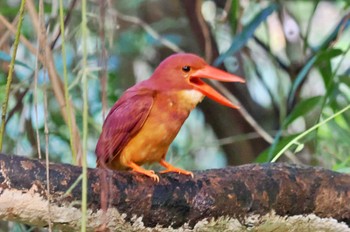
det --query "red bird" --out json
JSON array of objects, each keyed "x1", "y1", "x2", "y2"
[{"x1": 95, "y1": 53, "x2": 244, "y2": 181}]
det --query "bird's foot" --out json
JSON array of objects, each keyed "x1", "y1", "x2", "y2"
[
  {"x1": 160, "y1": 168, "x2": 194, "y2": 177},
  {"x1": 132, "y1": 168, "x2": 159, "y2": 182},
  {"x1": 127, "y1": 162, "x2": 159, "y2": 182},
  {"x1": 159, "y1": 159, "x2": 194, "y2": 178},
  {"x1": 133, "y1": 169, "x2": 159, "y2": 182}
]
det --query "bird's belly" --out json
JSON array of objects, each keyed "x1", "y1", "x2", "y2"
[{"x1": 118, "y1": 108, "x2": 190, "y2": 167}]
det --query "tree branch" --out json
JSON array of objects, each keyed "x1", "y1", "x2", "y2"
[{"x1": 0, "y1": 153, "x2": 349, "y2": 231}]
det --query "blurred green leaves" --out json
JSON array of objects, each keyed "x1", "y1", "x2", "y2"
[
  {"x1": 284, "y1": 96, "x2": 323, "y2": 127},
  {"x1": 287, "y1": 49, "x2": 343, "y2": 107},
  {"x1": 0, "y1": 0, "x2": 349, "y2": 174},
  {"x1": 0, "y1": 51, "x2": 32, "y2": 70},
  {"x1": 214, "y1": 3, "x2": 278, "y2": 66}
]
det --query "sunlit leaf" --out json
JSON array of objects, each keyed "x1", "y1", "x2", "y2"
[
  {"x1": 294, "y1": 143, "x2": 304, "y2": 153},
  {"x1": 334, "y1": 167, "x2": 350, "y2": 173},
  {"x1": 229, "y1": 0, "x2": 240, "y2": 33},
  {"x1": 287, "y1": 49, "x2": 343, "y2": 106},
  {"x1": 315, "y1": 49, "x2": 343, "y2": 64},
  {"x1": 287, "y1": 55, "x2": 317, "y2": 107},
  {"x1": 284, "y1": 96, "x2": 323, "y2": 127},
  {"x1": 0, "y1": 85, "x2": 6, "y2": 103},
  {"x1": 317, "y1": 49, "x2": 343, "y2": 86},
  {"x1": 256, "y1": 134, "x2": 300, "y2": 163}
]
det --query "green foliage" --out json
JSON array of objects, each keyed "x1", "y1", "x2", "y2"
[
  {"x1": 256, "y1": 133, "x2": 300, "y2": 163},
  {"x1": 0, "y1": 0, "x2": 349, "y2": 186},
  {"x1": 214, "y1": 3, "x2": 278, "y2": 66},
  {"x1": 284, "y1": 96, "x2": 323, "y2": 127},
  {"x1": 287, "y1": 48, "x2": 343, "y2": 106},
  {"x1": 243, "y1": 2, "x2": 350, "y2": 169},
  {"x1": 0, "y1": 0, "x2": 26, "y2": 151},
  {"x1": 0, "y1": 0, "x2": 350, "y2": 230}
]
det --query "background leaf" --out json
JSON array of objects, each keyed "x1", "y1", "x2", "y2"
[
  {"x1": 214, "y1": 3, "x2": 278, "y2": 66},
  {"x1": 284, "y1": 96, "x2": 323, "y2": 127},
  {"x1": 0, "y1": 51, "x2": 32, "y2": 70}
]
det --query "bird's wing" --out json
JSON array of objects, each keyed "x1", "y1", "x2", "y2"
[{"x1": 95, "y1": 89, "x2": 154, "y2": 165}]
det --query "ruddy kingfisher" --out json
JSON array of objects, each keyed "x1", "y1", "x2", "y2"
[{"x1": 95, "y1": 53, "x2": 244, "y2": 181}]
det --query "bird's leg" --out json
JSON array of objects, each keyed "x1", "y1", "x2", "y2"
[
  {"x1": 159, "y1": 159, "x2": 194, "y2": 177},
  {"x1": 127, "y1": 161, "x2": 159, "y2": 182}
]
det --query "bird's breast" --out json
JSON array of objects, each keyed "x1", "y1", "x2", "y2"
[{"x1": 118, "y1": 89, "x2": 204, "y2": 166}]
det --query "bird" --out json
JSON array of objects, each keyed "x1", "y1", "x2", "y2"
[{"x1": 95, "y1": 53, "x2": 244, "y2": 181}]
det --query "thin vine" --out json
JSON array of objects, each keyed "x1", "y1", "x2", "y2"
[
  {"x1": 59, "y1": 0, "x2": 77, "y2": 163},
  {"x1": 271, "y1": 104, "x2": 350, "y2": 162},
  {"x1": 81, "y1": 0, "x2": 89, "y2": 230},
  {"x1": 0, "y1": 0, "x2": 27, "y2": 151}
]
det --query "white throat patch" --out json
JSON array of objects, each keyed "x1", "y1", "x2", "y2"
[{"x1": 179, "y1": 89, "x2": 205, "y2": 105}]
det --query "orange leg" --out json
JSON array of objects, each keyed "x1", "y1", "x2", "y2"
[
  {"x1": 159, "y1": 159, "x2": 194, "y2": 178},
  {"x1": 127, "y1": 161, "x2": 159, "y2": 182}
]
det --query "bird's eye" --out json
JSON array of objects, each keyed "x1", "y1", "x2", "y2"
[{"x1": 182, "y1": 66, "x2": 191, "y2": 72}]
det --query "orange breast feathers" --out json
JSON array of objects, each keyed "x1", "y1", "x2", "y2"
[{"x1": 95, "y1": 53, "x2": 244, "y2": 181}]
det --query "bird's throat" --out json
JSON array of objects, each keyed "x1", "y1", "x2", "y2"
[{"x1": 177, "y1": 89, "x2": 205, "y2": 109}]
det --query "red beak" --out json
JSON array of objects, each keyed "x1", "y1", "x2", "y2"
[{"x1": 189, "y1": 65, "x2": 245, "y2": 108}]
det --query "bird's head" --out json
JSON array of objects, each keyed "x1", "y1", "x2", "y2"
[{"x1": 148, "y1": 53, "x2": 245, "y2": 108}]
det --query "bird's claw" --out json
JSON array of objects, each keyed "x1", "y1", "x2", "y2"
[
  {"x1": 150, "y1": 174, "x2": 160, "y2": 182},
  {"x1": 159, "y1": 159, "x2": 194, "y2": 178},
  {"x1": 128, "y1": 162, "x2": 159, "y2": 182},
  {"x1": 160, "y1": 168, "x2": 194, "y2": 178},
  {"x1": 145, "y1": 171, "x2": 159, "y2": 182},
  {"x1": 132, "y1": 169, "x2": 159, "y2": 182}
]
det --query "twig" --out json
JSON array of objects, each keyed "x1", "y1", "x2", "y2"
[
  {"x1": 5, "y1": 88, "x2": 28, "y2": 124},
  {"x1": 0, "y1": 15, "x2": 44, "y2": 60},
  {"x1": 194, "y1": 0, "x2": 213, "y2": 62},
  {"x1": 34, "y1": 44, "x2": 42, "y2": 161},
  {"x1": 0, "y1": 0, "x2": 27, "y2": 151},
  {"x1": 303, "y1": 0, "x2": 319, "y2": 53},
  {"x1": 112, "y1": 9, "x2": 183, "y2": 53},
  {"x1": 26, "y1": 0, "x2": 82, "y2": 163},
  {"x1": 330, "y1": 12, "x2": 350, "y2": 48},
  {"x1": 59, "y1": 0, "x2": 77, "y2": 163},
  {"x1": 43, "y1": 68, "x2": 52, "y2": 228},
  {"x1": 50, "y1": 0, "x2": 78, "y2": 49},
  {"x1": 38, "y1": 0, "x2": 53, "y2": 229},
  {"x1": 209, "y1": 81, "x2": 274, "y2": 144},
  {"x1": 81, "y1": 0, "x2": 89, "y2": 230},
  {"x1": 98, "y1": 0, "x2": 108, "y2": 119},
  {"x1": 218, "y1": 0, "x2": 232, "y2": 22},
  {"x1": 0, "y1": 16, "x2": 18, "y2": 48}
]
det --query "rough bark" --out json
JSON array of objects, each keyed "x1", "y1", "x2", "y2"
[{"x1": 0, "y1": 153, "x2": 349, "y2": 231}]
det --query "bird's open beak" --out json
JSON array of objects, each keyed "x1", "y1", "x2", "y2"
[{"x1": 189, "y1": 65, "x2": 245, "y2": 108}]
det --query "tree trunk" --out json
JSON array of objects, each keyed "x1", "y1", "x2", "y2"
[{"x1": 0, "y1": 153, "x2": 349, "y2": 231}]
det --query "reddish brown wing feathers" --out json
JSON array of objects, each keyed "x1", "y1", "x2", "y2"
[{"x1": 95, "y1": 89, "x2": 154, "y2": 166}]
